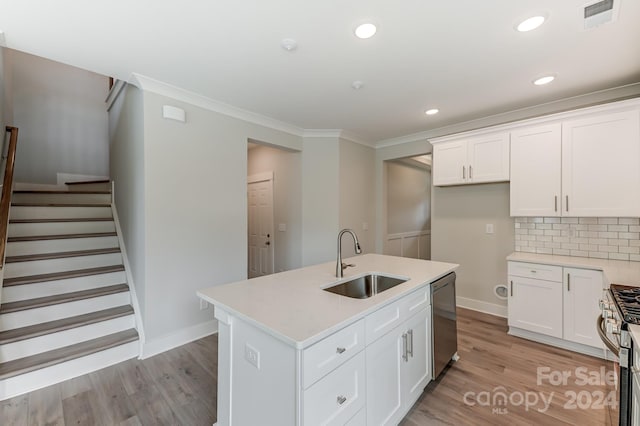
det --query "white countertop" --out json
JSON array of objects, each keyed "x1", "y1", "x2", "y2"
[
  {"x1": 507, "y1": 252, "x2": 640, "y2": 287},
  {"x1": 197, "y1": 254, "x2": 458, "y2": 349}
]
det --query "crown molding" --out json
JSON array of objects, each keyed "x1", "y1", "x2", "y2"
[
  {"x1": 302, "y1": 129, "x2": 375, "y2": 148},
  {"x1": 128, "y1": 73, "x2": 306, "y2": 137}
]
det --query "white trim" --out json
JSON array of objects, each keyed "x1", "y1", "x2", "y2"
[
  {"x1": 141, "y1": 320, "x2": 218, "y2": 359},
  {"x1": 456, "y1": 296, "x2": 508, "y2": 318},
  {"x1": 111, "y1": 197, "x2": 146, "y2": 355},
  {"x1": 302, "y1": 129, "x2": 375, "y2": 148},
  {"x1": 106, "y1": 79, "x2": 127, "y2": 112},
  {"x1": 376, "y1": 84, "x2": 640, "y2": 148},
  {"x1": 508, "y1": 327, "x2": 610, "y2": 360},
  {"x1": 129, "y1": 73, "x2": 306, "y2": 138},
  {"x1": 247, "y1": 171, "x2": 273, "y2": 184},
  {"x1": 385, "y1": 231, "x2": 431, "y2": 259}
]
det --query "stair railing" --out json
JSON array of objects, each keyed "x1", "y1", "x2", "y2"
[{"x1": 0, "y1": 126, "x2": 18, "y2": 269}]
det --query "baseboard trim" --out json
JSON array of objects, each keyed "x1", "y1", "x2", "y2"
[
  {"x1": 456, "y1": 296, "x2": 507, "y2": 318},
  {"x1": 141, "y1": 320, "x2": 218, "y2": 359},
  {"x1": 508, "y1": 327, "x2": 612, "y2": 360}
]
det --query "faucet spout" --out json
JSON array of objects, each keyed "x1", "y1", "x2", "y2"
[{"x1": 336, "y1": 229, "x2": 362, "y2": 278}]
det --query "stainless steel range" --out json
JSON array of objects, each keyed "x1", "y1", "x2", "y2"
[{"x1": 599, "y1": 284, "x2": 640, "y2": 426}]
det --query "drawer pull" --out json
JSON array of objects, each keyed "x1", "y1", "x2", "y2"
[
  {"x1": 337, "y1": 395, "x2": 347, "y2": 405},
  {"x1": 407, "y1": 329, "x2": 414, "y2": 358},
  {"x1": 336, "y1": 347, "x2": 346, "y2": 354},
  {"x1": 530, "y1": 270, "x2": 537, "y2": 273},
  {"x1": 402, "y1": 333, "x2": 408, "y2": 361}
]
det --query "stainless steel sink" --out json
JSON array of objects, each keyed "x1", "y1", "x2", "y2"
[{"x1": 323, "y1": 274, "x2": 408, "y2": 299}]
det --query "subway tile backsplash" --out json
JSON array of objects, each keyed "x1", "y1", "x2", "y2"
[{"x1": 514, "y1": 217, "x2": 640, "y2": 262}]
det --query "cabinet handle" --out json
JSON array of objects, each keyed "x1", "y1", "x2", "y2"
[
  {"x1": 407, "y1": 329, "x2": 414, "y2": 358},
  {"x1": 567, "y1": 273, "x2": 570, "y2": 291},
  {"x1": 402, "y1": 333, "x2": 408, "y2": 361},
  {"x1": 462, "y1": 166, "x2": 466, "y2": 180},
  {"x1": 336, "y1": 347, "x2": 346, "y2": 354},
  {"x1": 566, "y1": 195, "x2": 569, "y2": 212},
  {"x1": 337, "y1": 395, "x2": 347, "y2": 405},
  {"x1": 510, "y1": 280, "x2": 513, "y2": 296},
  {"x1": 555, "y1": 196, "x2": 558, "y2": 212},
  {"x1": 469, "y1": 165, "x2": 473, "y2": 179}
]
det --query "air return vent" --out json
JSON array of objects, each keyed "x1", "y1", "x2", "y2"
[{"x1": 583, "y1": 0, "x2": 619, "y2": 29}]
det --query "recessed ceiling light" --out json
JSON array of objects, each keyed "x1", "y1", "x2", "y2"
[
  {"x1": 351, "y1": 80, "x2": 364, "y2": 90},
  {"x1": 517, "y1": 15, "x2": 546, "y2": 32},
  {"x1": 533, "y1": 75, "x2": 555, "y2": 85},
  {"x1": 425, "y1": 109, "x2": 439, "y2": 115},
  {"x1": 355, "y1": 23, "x2": 377, "y2": 39},
  {"x1": 280, "y1": 38, "x2": 298, "y2": 51}
]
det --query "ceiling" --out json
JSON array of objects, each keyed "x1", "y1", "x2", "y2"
[{"x1": 1, "y1": 0, "x2": 639, "y2": 145}]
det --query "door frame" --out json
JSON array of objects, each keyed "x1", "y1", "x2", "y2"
[{"x1": 247, "y1": 171, "x2": 275, "y2": 277}]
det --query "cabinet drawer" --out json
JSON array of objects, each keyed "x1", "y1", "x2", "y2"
[
  {"x1": 403, "y1": 286, "x2": 430, "y2": 317},
  {"x1": 366, "y1": 296, "x2": 404, "y2": 345},
  {"x1": 303, "y1": 319, "x2": 365, "y2": 389},
  {"x1": 345, "y1": 408, "x2": 366, "y2": 426},
  {"x1": 508, "y1": 261, "x2": 562, "y2": 282},
  {"x1": 303, "y1": 351, "x2": 366, "y2": 426}
]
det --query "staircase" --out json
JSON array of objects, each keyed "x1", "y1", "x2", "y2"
[{"x1": 0, "y1": 181, "x2": 139, "y2": 400}]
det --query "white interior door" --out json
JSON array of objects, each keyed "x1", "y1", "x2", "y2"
[{"x1": 248, "y1": 173, "x2": 274, "y2": 278}]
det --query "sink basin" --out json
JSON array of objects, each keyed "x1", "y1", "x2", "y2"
[{"x1": 323, "y1": 274, "x2": 408, "y2": 299}]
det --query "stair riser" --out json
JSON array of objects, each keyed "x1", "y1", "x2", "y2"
[
  {"x1": 0, "y1": 315, "x2": 135, "y2": 362},
  {"x1": 66, "y1": 183, "x2": 111, "y2": 192},
  {"x1": 12, "y1": 193, "x2": 111, "y2": 205},
  {"x1": 8, "y1": 221, "x2": 115, "y2": 238},
  {"x1": 1, "y1": 271, "x2": 127, "y2": 303},
  {"x1": 6, "y1": 236, "x2": 120, "y2": 257},
  {"x1": 10, "y1": 206, "x2": 112, "y2": 220},
  {"x1": 0, "y1": 340, "x2": 138, "y2": 401},
  {"x1": 0, "y1": 292, "x2": 131, "y2": 331},
  {"x1": 4, "y1": 253, "x2": 124, "y2": 279}
]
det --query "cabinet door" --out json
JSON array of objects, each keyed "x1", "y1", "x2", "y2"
[
  {"x1": 562, "y1": 110, "x2": 640, "y2": 216},
  {"x1": 366, "y1": 325, "x2": 404, "y2": 426},
  {"x1": 563, "y1": 268, "x2": 605, "y2": 348},
  {"x1": 402, "y1": 308, "x2": 431, "y2": 408},
  {"x1": 510, "y1": 124, "x2": 562, "y2": 216},
  {"x1": 508, "y1": 275, "x2": 563, "y2": 338},
  {"x1": 467, "y1": 132, "x2": 510, "y2": 183},
  {"x1": 433, "y1": 141, "x2": 467, "y2": 186}
]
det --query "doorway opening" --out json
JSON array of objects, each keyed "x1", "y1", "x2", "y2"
[
  {"x1": 384, "y1": 154, "x2": 432, "y2": 260},
  {"x1": 247, "y1": 140, "x2": 302, "y2": 278}
]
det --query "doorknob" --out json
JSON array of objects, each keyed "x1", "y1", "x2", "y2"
[{"x1": 265, "y1": 241, "x2": 271, "y2": 246}]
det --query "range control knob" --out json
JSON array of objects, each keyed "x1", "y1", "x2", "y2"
[
  {"x1": 602, "y1": 309, "x2": 614, "y2": 319},
  {"x1": 606, "y1": 319, "x2": 621, "y2": 335}
]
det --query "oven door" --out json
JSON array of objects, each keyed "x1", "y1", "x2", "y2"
[{"x1": 633, "y1": 367, "x2": 640, "y2": 426}]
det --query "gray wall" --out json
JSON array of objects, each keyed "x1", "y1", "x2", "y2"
[
  {"x1": 0, "y1": 47, "x2": 5, "y2": 129},
  {"x1": 431, "y1": 183, "x2": 514, "y2": 311},
  {"x1": 7, "y1": 49, "x2": 109, "y2": 184},
  {"x1": 247, "y1": 144, "x2": 302, "y2": 272},
  {"x1": 386, "y1": 161, "x2": 431, "y2": 234}
]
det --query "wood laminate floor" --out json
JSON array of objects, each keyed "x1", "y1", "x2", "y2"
[{"x1": 1, "y1": 308, "x2": 617, "y2": 425}]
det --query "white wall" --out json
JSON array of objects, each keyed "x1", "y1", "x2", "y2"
[
  {"x1": 431, "y1": 183, "x2": 514, "y2": 315},
  {"x1": 339, "y1": 139, "x2": 375, "y2": 258},
  {"x1": 6, "y1": 49, "x2": 109, "y2": 184},
  {"x1": 386, "y1": 160, "x2": 431, "y2": 234},
  {"x1": 0, "y1": 47, "x2": 5, "y2": 129},
  {"x1": 247, "y1": 143, "x2": 302, "y2": 272}
]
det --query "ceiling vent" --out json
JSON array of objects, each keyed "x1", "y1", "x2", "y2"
[{"x1": 583, "y1": 0, "x2": 619, "y2": 29}]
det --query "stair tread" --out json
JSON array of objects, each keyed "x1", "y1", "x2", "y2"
[
  {"x1": 11, "y1": 203, "x2": 111, "y2": 207},
  {"x1": 5, "y1": 247, "x2": 121, "y2": 263},
  {"x1": 13, "y1": 190, "x2": 111, "y2": 194},
  {"x1": 10, "y1": 217, "x2": 113, "y2": 223},
  {"x1": 0, "y1": 305, "x2": 134, "y2": 344},
  {"x1": 3, "y1": 265, "x2": 125, "y2": 287},
  {"x1": 0, "y1": 284, "x2": 129, "y2": 314},
  {"x1": 65, "y1": 180, "x2": 110, "y2": 185},
  {"x1": 0, "y1": 329, "x2": 138, "y2": 380},
  {"x1": 8, "y1": 232, "x2": 117, "y2": 242}
]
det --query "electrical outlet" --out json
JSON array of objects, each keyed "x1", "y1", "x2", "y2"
[
  {"x1": 199, "y1": 299, "x2": 209, "y2": 310},
  {"x1": 485, "y1": 224, "x2": 494, "y2": 234},
  {"x1": 245, "y1": 343, "x2": 260, "y2": 369}
]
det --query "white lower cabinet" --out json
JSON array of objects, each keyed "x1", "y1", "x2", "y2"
[
  {"x1": 366, "y1": 308, "x2": 431, "y2": 426},
  {"x1": 507, "y1": 261, "x2": 604, "y2": 352}
]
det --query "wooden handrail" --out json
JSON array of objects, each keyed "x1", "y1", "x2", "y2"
[{"x1": 0, "y1": 126, "x2": 18, "y2": 269}]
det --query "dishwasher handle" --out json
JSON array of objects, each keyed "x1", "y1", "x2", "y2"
[{"x1": 431, "y1": 273, "x2": 456, "y2": 293}]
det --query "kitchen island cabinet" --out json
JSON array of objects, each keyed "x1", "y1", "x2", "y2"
[{"x1": 197, "y1": 254, "x2": 457, "y2": 425}]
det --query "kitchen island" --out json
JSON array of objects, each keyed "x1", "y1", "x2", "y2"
[{"x1": 197, "y1": 253, "x2": 458, "y2": 425}]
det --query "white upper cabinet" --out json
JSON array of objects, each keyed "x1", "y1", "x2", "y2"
[
  {"x1": 433, "y1": 132, "x2": 510, "y2": 186},
  {"x1": 510, "y1": 124, "x2": 562, "y2": 216},
  {"x1": 509, "y1": 103, "x2": 640, "y2": 217},
  {"x1": 562, "y1": 110, "x2": 640, "y2": 217}
]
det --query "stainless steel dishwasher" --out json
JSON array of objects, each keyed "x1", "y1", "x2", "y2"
[{"x1": 431, "y1": 272, "x2": 458, "y2": 378}]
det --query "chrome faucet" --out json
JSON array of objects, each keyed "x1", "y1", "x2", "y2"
[{"x1": 336, "y1": 229, "x2": 362, "y2": 278}]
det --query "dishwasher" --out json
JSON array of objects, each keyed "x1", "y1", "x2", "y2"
[{"x1": 431, "y1": 272, "x2": 458, "y2": 379}]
